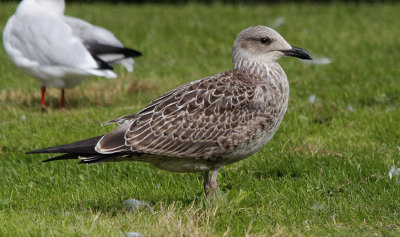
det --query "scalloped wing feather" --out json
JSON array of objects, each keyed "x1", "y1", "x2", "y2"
[{"x1": 96, "y1": 69, "x2": 278, "y2": 160}]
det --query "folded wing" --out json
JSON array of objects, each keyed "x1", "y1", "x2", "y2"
[
  {"x1": 64, "y1": 16, "x2": 142, "y2": 72},
  {"x1": 96, "y1": 70, "x2": 265, "y2": 161}
]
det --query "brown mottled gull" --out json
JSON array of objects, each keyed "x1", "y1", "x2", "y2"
[{"x1": 26, "y1": 25, "x2": 312, "y2": 197}]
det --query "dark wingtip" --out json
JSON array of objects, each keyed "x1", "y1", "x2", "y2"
[
  {"x1": 41, "y1": 153, "x2": 81, "y2": 162},
  {"x1": 26, "y1": 149, "x2": 49, "y2": 154},
  {"x1": 26, "y1": 135, "x2": 103, "y2": 156},
  {"x1": 87, "y1": 43, "x2": 142, "y2": 59},
  {"x1": 42, "y1": 158, "x2": 56, "y2": 162},
  {"x1": 92, "y1": 55, "x2": 114, "y2": 70},
  {"x1": 125, "y1": 48, "x2": 142, "y2": 58}
]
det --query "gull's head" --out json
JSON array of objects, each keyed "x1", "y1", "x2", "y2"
[
  {"x1": 233, "y1": 25, "x2": 312, "y2": 67},
  {"x1": 33, "y1": 0, "x2": 65, "y2": 15}
]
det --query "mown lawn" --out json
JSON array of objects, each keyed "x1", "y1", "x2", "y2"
[{"x1": 1, "y1": 2, "x2": 400, "y2": 236}]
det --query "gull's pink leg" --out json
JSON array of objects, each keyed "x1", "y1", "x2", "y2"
[
  {"x1": 41, "y1": 85, "x2": 46, "y2": 108},
  {"x1": 204, "y1": 171, "x2": 210, "y2": 198},
  {"x1": 60, "y1": 89, "x2": 65, "y2": 109},
  {"x1": 210, "y1": 168, "x2": 221, "y2": 197}
]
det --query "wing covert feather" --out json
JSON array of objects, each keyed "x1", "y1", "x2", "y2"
[
  {"x1": 97, "y1": 70, "x2": 278, "y2": 160},
  {"x1": 120, "y1": 70, "x2": 269, "y2": 159}
]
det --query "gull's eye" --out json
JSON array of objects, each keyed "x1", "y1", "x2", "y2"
[{"x1": 260, "y1": 38, "x2": 271, "y2": 44}]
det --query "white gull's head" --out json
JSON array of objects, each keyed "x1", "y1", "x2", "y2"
[
  {"x1": 232, "y1": 25, "x2": 312, "y2": 68},
  {"x1": 29, "y1": 0, "x2": 65, "y2": 15}
]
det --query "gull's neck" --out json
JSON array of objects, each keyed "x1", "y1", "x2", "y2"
[
  {"x1": 233, "y1": 57, "x2": 284, "y2": 80},
  {"x1": 233, "y1": 56, "x2": 289, "y2": 103}
]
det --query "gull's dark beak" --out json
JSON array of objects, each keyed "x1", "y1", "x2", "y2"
[{"x1": 281, "y1": 46, "x2": 312, "y2": 60}]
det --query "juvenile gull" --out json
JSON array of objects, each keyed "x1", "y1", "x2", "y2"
[
  {"x1": 27, "y1": 26, "x2": 312, "y2": 197},
  {"x1": 2, "y1": 0, "x2": 142, "y2": 109}
]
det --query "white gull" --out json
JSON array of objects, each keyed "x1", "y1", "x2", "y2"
[{"x1": 2, "y1": 0, "x2": 142, "y2": 109}]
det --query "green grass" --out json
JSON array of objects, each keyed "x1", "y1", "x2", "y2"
[{"x1": 1, "y1": 2, "x2": 400, "y2": 236}]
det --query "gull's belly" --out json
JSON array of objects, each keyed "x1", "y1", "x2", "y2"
[
  {"x1": 144, "y1": 129, "x2": 278, "y2": 173},
  {"x1": 225, "y1": 129, "x2": 276, "y2": 164},
  {"x1": 223, "y1": 111, "x2": 287, "y2": 165},
  {"x1": 147, "y1": 157, "x2": 216, "y2": 173},
  {"x1": 152, "y1": 160, "x2": 213, "y2": 173}
]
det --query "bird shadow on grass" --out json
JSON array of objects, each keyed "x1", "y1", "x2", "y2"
[
  {"x1": 0, "y1": 90, "x2": 118, "y2": 111},
  {"x1": 70, "y1": 196, "x2": 200, "y2": 217},
  {"x1": 1, "y1": 76, "x2": 163, "y2": 112}
]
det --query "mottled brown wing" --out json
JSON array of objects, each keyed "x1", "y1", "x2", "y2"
[{"x1": 97, "y1": 70, "x2": 265, "y2": 160}]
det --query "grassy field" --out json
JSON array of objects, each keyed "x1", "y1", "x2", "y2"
[{"x1": 1, "y1": 2, "x2": 400, "y2": 236}]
